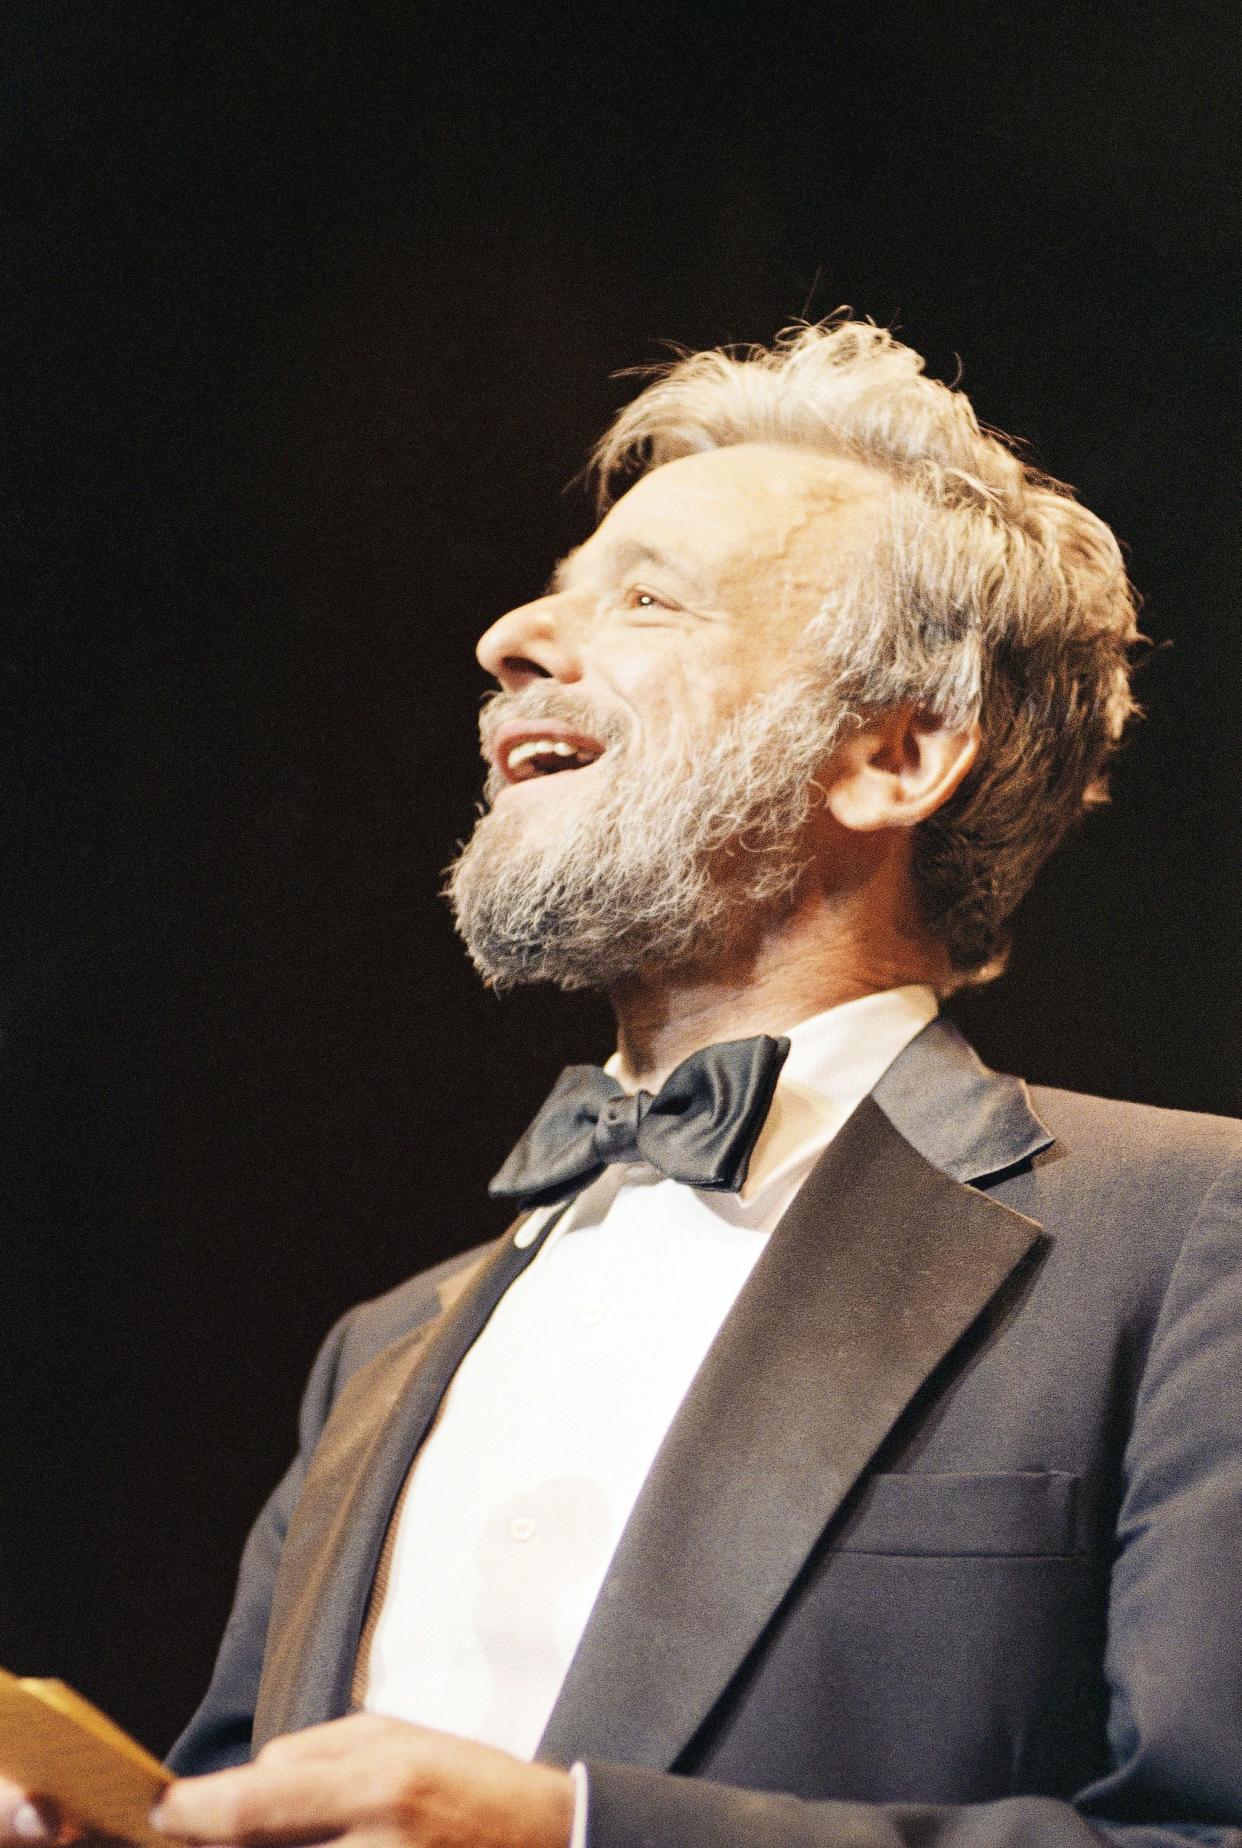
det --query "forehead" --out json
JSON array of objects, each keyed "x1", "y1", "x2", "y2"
[{"x1": 567, "y1": 443, "x2": 892, "y2": 588}]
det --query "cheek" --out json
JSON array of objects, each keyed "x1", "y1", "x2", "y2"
[{"x1": 609, "y1": 652, "x2": 752, "y2": 744}]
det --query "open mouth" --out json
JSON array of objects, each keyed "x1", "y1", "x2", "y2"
[{"x1": 490, "y1": 719, "x2": 608, "y2": 786}]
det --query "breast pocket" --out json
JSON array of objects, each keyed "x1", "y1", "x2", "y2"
[{"x1": 831, "y1": 1469, "x2": 1081, "y2": 1557}]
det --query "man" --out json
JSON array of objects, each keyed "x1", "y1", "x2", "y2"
[{"x1": 5, "y1": 321, "x2": 1240, "y2": 1848}]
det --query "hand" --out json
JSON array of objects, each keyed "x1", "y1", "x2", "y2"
[
  {"x1": 0, "y1": 1782, "x2": 41, "y2": 1846},
  {"x1": 151, "y1": 1714, "x2": 575, "y2": 1848},
  {"x1": 0, "y1": 1782, "x2": 69, "y2": 1847}
]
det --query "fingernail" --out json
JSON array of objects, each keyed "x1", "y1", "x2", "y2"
[{"x1": 13, "y1": 1805, "x2": 47, "y2": 1841}]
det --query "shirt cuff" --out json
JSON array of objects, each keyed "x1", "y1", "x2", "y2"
[{"x1": 568, "y1": 1761, "x2": 590, "y2": 1848}]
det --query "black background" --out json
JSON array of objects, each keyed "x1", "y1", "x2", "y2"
[{"x1": 3, "y1": 0, "x2": 1239, "y2": 1753}]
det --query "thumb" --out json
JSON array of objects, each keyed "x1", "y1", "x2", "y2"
[{"x1": 0, "y1": 1786, "x2": 58, "y2": 1845}]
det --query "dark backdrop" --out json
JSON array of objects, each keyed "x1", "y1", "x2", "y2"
[{"x1": 4, "y1": 0, "x2": 1239, "y2": 1754}]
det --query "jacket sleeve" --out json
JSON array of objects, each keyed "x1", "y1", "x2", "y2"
[
  {"x1": 582, "y1": 1151, "x2": 1242, "y2": 1848},
  {"x1": 165, "y1": 1309, "x2": 358, "y2": 1775}
]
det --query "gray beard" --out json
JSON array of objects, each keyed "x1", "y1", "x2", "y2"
[{"x1": 444, "y1": 675, "x2": 851, "y2": 993}]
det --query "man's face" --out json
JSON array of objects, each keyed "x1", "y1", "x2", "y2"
[{"x1": 446, "y1": 443, "x2": 892, "y2": 991}]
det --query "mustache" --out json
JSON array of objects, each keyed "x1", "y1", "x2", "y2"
[{"x1": 478, "y1": 685, "x2": 633, "y2": 756}]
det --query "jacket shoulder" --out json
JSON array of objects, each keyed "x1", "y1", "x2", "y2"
[
  {"x1": 1027, "y1": 1082, "x2": 1242, "y2": 1172},
  {"x1": 1001, "y1": 1083, "x2": 1242, "y2": 1289}
]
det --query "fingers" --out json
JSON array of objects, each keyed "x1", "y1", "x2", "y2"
[
  {"x1": 0, "y1": 1784, "x2": 57, "y2": 1846},
  {"x1": 153, "y1": 1717, "x2": 395, "y2": 1843},
  {"x1": 150, "y1": 1717, "x2": 574, "y2": 1848},
  {"x1": 152, "y1": 1758, "x2": 363, "y2": 1846},
  {"x1": 154, "y1": 1712, "x2": 456, "y2": 1844},
  {"x1": 0, "y1": 1788, "x2": 67, "y2": 1848},
  {"x1": 256, "y1": 1716, "x2": 393, "y2": 1764},
  {"x1": 0, "y1": 1789, "x2": 30, "y2": 1842}
]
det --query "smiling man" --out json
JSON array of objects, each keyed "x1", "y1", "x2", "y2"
[
  {"x1": 6, "y1": 322, "x2": 1241, "y2": 1848},
  {"x1": 451, "y1": 444, "x2": 950, "y2": 1022}
]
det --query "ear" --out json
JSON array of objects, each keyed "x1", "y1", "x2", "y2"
[{"x1": 821, "y1": 704, "x2": 981, "y2": 833}]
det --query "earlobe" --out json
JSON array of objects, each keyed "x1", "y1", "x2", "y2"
[{"x1": 823, "y1": 707, "x2": 981, "y2": 833}]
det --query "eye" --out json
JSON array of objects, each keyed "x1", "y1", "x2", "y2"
[{"x1": 624, "y1": 584, "x2": 677, "y2": 613}]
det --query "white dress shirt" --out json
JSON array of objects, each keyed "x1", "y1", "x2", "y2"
[{"x1": 361, "y1": 985, "x2": 938, "y2": 1827}]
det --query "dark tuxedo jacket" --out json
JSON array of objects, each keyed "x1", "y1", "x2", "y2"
[{"x1": 169, "y1": 1019, "x2": 1242, "y2": 1848}]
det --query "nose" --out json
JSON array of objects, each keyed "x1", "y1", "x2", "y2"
[{"x1": 476, "y1": 597, "x2": 584, "y2": 690}]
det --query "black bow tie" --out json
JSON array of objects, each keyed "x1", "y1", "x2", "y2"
[{"x1": 489, "y1": 1034, "x2": 791, "y2": 1208}]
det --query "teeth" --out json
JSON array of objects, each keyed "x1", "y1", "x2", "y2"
[{"x1": 507, "y1": 738, "x2": 582, "y2": 770}]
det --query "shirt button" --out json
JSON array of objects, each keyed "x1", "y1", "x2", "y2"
[
  {"x1": 579, "y1": 1302, "x2": 604, "y2": 1327},
  {"x1": 509, "y1": 1516, "x2": 537, "y2": 1543}
]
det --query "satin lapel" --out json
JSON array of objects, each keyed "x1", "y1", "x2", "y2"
[
  {"x1": 537, "y1": 1096, "x2": 1043, "y2": 1771},
  {"x1": 868, "y1": 1015, "x2": 1054, "y2": 1183},
  {"x1": 253, "y1": 1218, "x2": 553, "y2": 1747}
]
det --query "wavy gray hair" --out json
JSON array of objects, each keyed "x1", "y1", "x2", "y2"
[{"x1": 592, "y1": 320, "x2": 1142, "y2": 985}]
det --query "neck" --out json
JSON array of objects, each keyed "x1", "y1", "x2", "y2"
[{"x1": 609, "y1": 879, "x2": 946, "y2": 1090}]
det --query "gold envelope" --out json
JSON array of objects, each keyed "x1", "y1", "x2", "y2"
[{"x1": 0, "y1": 1671, "x2": 170, "y2": 1847}]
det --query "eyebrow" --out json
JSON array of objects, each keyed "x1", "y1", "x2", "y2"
[{"x1": 547, "y1": 538, "x2": 710, "y2": 602}]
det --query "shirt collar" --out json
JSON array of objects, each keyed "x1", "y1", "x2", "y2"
[
  {"x1": 601, "y1": 983, "x2": 939, "y2": 1205},
  {"x1": 741, "y1": 984, "x2": 938, "y2": 1200}
]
